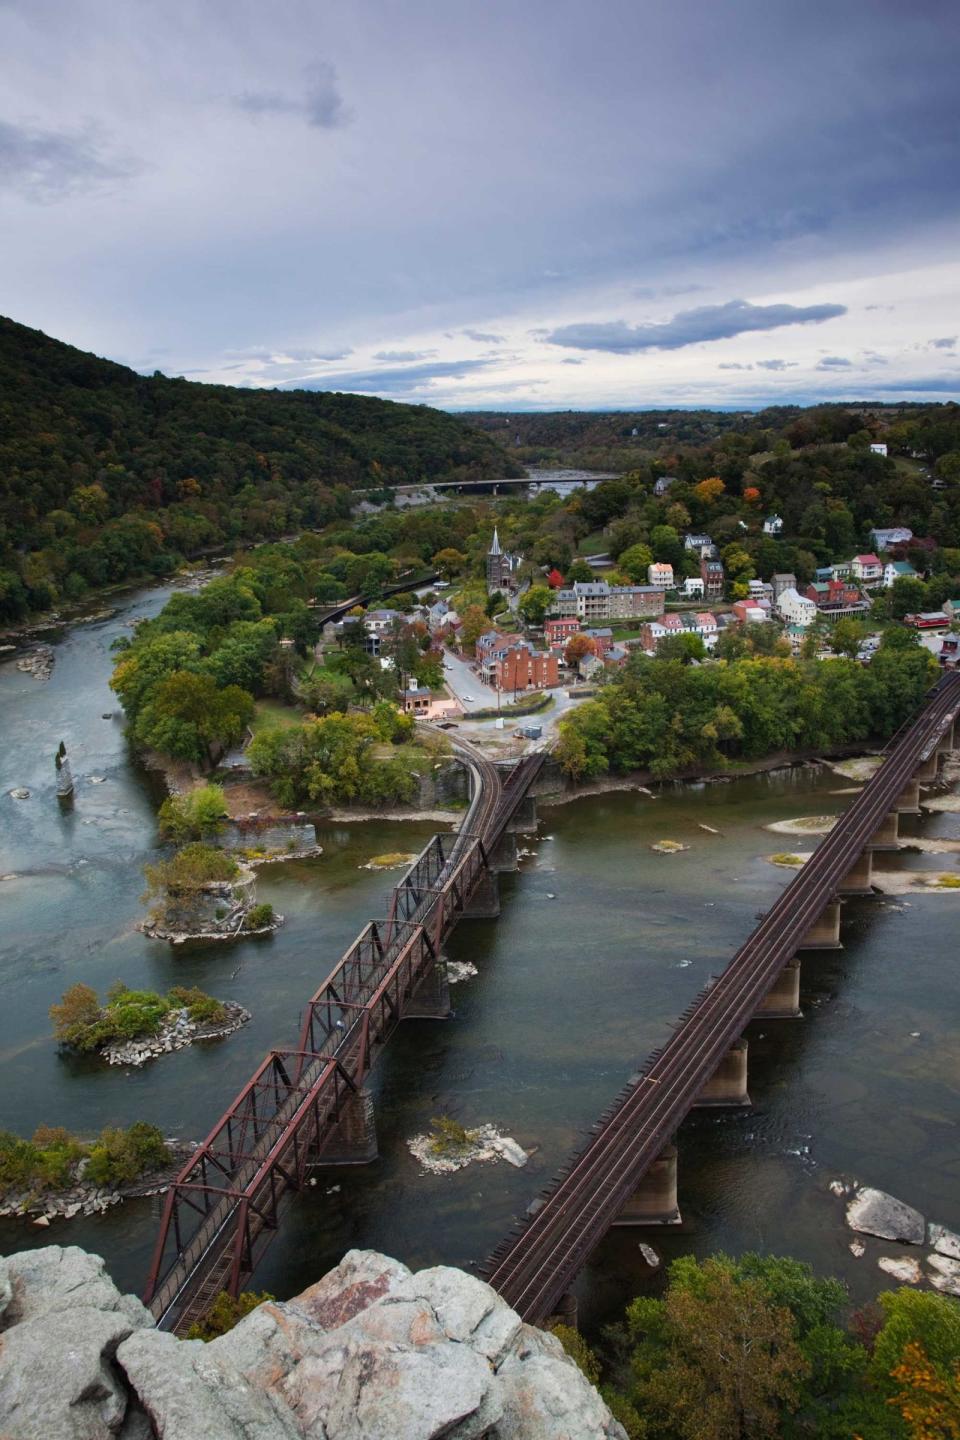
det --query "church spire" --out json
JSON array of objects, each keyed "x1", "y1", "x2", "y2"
[{"x1": 489, "y1": 527, "x2": 501, "y2": 556}]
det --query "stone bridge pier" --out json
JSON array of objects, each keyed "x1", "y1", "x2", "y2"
[
  {"x1": 316, "y1": 1087, "x2": 378, "y2": 1166},
  {"x1": 612, "y1": 1144, "x2": 681, "y2": 1227},
  {"x1": 694, "y1": 1039, "x2": 750, "y2": 1107}
]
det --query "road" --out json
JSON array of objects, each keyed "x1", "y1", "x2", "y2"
[{"x1": 438, "y1": 645, "x2": 585, "y2": 749}]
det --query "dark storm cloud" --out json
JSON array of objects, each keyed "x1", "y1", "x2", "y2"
[
  {"x1": 816, "y1": 356, "x2": 853, "y2": 369},
  {"x1": 0, "y1": 117, "x2": 139, "y2": 201},
  {"x1": 546, "y1": 300, "x2": 847, "y2": 354},
  {"x1": 288, "y1": 357, "x2": 496, "y2": 394},
  {"x1": 235, "y1": 61, "x2": 349, "y2": 129}
]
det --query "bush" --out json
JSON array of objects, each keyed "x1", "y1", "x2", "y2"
[
  {"x1": 168, "y1": 985, "x2": 228, "y2": 1025},
  {"x1": 244, "y1": 902, "x2": 275, "y2": 930},
  {"x1": 0, "y1": 1121, "x2": 168, "y2": 1198},
  {"x1": 51, "y1": 981, "x2": 228, "y2": 1050},
  {"x1": 187, "y1": 1289, "x2": 275, "y2": 1341},
  {"x1": 428, "y1": 1114, "x2": 472, "y2": 1155},
  {"x1": 157, "y1": 784, "x2": 228, "y2": 842},
  {"x1": 143, "y1": 842, "x2": 238, "y2": 897},
  {"x1": 85, "y1": 1121, "x2": 169, "y2": 1187}
]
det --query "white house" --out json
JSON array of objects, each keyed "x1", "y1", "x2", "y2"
[
  {"x1": 762, "y1": 515, "x2": 784, "y2": 535},
  {"x1": 870, "y1": 526, "x2": 913, "y2": 550},
  {"x1": 852, "y1": 553, "x2": 883, "y2": 583},
  {"x1": 678, "y1": 576, "x2": 705, "y2": 598},
  {"x1": 777, "y1": 587, "x2": 818, "y2": 627},
  {"x1": 647, "y1": 561, "x2": 674, "y2": 588},
  {"x1": 870, "y1": 443, "x2": 889, "y2": 457},
  {"x1": 684, "y1": 534, "x2": 713, "y2": 553},
  {"x1": 884, "y1": 560, "x2": 919, "y2": 588},
  {"x1": 748, "y1": 579, "x2": 774, "y2": 603}
]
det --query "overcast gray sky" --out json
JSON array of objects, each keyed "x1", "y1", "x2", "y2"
[{"x1": 2, "y1": 0, "x2": 958, "y2": 408}]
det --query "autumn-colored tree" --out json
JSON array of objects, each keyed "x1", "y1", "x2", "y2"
[
  {"x1": 458, "y1": 603, "x2": 490, "y2": 650},
  {"x1": 695, "y1": 476, "x2": 726, "y2": 505},
  {"x1": 888, "y1": 1340, "x2": 960, "y2": 1440},
  {"x1": 431, "y1": 547, "x2": 467, "y2": 579},
  {"x1": 49, "y1": 983, "x2": 101, "y2": 1048},
  {"x1": 547, "y1": 567, "x2": 565, "y2": 589},
  {"x1": 564, "y1": 632, "x2": 598, "y2": 667},
  {"x1": 743, "y1": 486, "x2": 761, "y2": 504}
]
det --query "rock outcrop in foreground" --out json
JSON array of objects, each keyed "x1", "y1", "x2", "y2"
[{"x1": 0, "y1": 1245, "x2": 626, "y2": 1440}]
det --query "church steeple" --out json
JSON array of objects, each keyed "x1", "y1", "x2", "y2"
[{"x1": 489, "y1": 527, "x2": 501, "y2": 556}]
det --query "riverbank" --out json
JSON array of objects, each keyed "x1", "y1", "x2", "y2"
[{"x1": 537, "y1": 740, "x2": 887, "y2": 808}]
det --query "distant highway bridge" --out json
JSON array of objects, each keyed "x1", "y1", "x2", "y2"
[
  {"x1": 482, "y1": 672, "x2": 960, "y2": 1325},
  {"x1": 144, "y1": 737, "x2": 543, "y2": 1334}
]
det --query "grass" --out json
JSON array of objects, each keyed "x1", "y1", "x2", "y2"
[
  {"x1": 608, "y1": 625, "x2": 644, "y2": 641},
  {"x1": 250, "y1": 699, "x2": 302, "y2": 736},
  {"x1": 577, "y1": 531, "x2": 611, "y2": 557}
]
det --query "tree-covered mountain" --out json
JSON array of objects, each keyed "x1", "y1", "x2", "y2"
[{"x1": 0, "y1": 317, "x2": 519, "y2": 621}]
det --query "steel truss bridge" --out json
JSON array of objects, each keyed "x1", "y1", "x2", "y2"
[
  {"x1": 483, "y1": 673, "x2": 960, "y2": 1325},
  {"x1": 144, "y1": 741, "x2": 543, "y2": 1333}
]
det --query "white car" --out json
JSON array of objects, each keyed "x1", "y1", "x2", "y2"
[{"x1": 462, "y1": 694, "x2": 474, "y2": 702}]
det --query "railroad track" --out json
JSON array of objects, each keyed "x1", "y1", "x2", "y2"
[{"x1": 484, "y1": 674, "x2": 960, "y2": 1323}]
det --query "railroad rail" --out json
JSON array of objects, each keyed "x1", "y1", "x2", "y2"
[
  {"x1": 144, "y1": 736, "x2": 543, "y2": 1333},
  {"x1": 484, "y1": 673, "x2": 960, "y2": 1324}
]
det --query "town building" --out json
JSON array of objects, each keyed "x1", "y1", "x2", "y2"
[
  {"x1": 883, "y1": 560, "x2": 918, "y2": 588},
  {"x1": 777, "y1": 587, "x2": 818, "y2": 627},
  {"x1": 477, "y1": 631, "x2": 559, "y2": 691},
  {"x1": 700, "y1": 555, "x2": 725, "y2": 600},
  {"x1": 804, "y1": 579, "x2": 869, "y2": 616},
  {"x1": 772, "y1": 572, "x2": 797, "y2": 601},
  {"x1": 851, "y1": 554, "x2": 883, "y2": 584},
  {"x1": 748, "y1": 579, "x2": 774, "y2": 604},
  {"x1": 485, "y1": 528, "x2": 522, "y2": 595},
  {"x1": 550, "y1": 581, "x2": 665, "y2": 622},
  {"x1": 647, "y1": 561, "x2": 674, "y2": 588},
  {"x1": 871, "y1": 525, "x2": 913, "y2": 550},
  {"x1": 653, "y1": 475, "x2": 677, "y2": 497},
  {"x1": 762, "y1": 515, "x2": 784, "y2": 535},
  {"x1": 678, "y1": 576, "x2": 705, "y2": 599},
  {"x1": 870, "y1": 443, "x2": 889, "y2": 457},
  {"x1": 684, "y1": 533, "x2": 714, "y2": 553},
  {"x1": 427, "y1": 599, "x2": 458, "y2": 635},
  {"x1": 605, "y1": 644, "x2": 630, "y2": 670},
  {"x1": 544, "y1": 616, "x2": 580, "y2": 651},
  {"x1": 904, "y1": 611, "x2": 949, "y2": 631},
  {"x1": 578, "y1": 653, "x2": 605, "y2": 682},
  {"x1": 401, "y1": 680, "x2": 432, "y2": 716},
  {"x1": 785, "y1": 623, "x2": 807, "y2": 654},
  {"x1": 732, "y1": 600, "x2": 769, "y2": 624},
  {"x1": 583, "y1": 626, "x2": 614, "y2": 656},
  {"x1": 942, "y1": 599, "x2": 960, "y2": 622}
]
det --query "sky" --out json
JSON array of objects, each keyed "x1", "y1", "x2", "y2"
[{"x1": 2, "y1": 0, "x2": 959, "y2": 410}]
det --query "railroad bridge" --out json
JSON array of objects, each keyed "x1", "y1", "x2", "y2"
[
  {"x1": 483, "y1": 672, "x2": 960, "y2": 1326},
  {"x1": 144, "y1": 741, "x2": 543, "y2": 1334}
]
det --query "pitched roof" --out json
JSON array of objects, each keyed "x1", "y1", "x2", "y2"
[{"x1": 489, "y1": 527, "x2": 501, "y2": 556}]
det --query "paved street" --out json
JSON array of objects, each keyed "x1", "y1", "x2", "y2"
[{"x1": 435, "y1": 644, "x2": 586, "y2": 753}]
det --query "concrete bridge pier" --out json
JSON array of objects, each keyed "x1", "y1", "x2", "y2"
[
  {"x1": 915, "y1": 750, "x2": 941, "y2": 784},
  {"x1": 505, "y1": 794, "x2": 538, "y2": 833},
  {"x1": 489, "y1": 832, "x2": 519, "y2": 873},
  {"x1": 546, "y1": 1291, "x2": 579, "y2": 1330},
  {"x1": 800, "y1": 898, "x2": 842, "y2": 949},
  {"x1": 756, "y1": 958, "x2": 802, "y2": 1018},
  {"x1": 612, "y1": 1144, "x2": 681, "y2": 1226},
  {"x1": 895, "y1": 778, "x2": 921, "y2": 814},
  {"x1": 868, "y1": 811, "x2": 900, "y2": 851},
  {"x1": 694, "y1": 1039, "x2": 750, "y2": 1108},
  {"x1": 461, "y1": 869, "x2": 501, "y2": 919},
  {"x1": 404, "y1": 959, "x2": 452, "y2": 1020},
  {"x1": 838, "y1": 848, "x2": 874, "y2": 896},
  {"x1": 317, "y1": 1088, "x2": 378, "y2": 1165}
]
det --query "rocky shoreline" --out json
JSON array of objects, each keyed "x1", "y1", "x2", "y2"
[
  {"x1": 0, "y1": 1147, "x2": 191, "y2": 1226},
  {"x1": 101, "y1": 1001, "x2": 251, "y2": 1067}
]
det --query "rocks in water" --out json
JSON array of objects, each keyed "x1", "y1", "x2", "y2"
[
  {"x1": 846, "y1": 1187, "x2": 925, "y2": 1245},
  {"x1": 650, "y1": 839, "x2": 690, "y2": 854},
  {"x1": 8, "y1": 788, "x2": 30, "y2": 800},
  {"x1": 878, "y1": 1255, "x2": 922, "y2": 1284},
  {"x1": 15, "y1": 644, "x2": 54, "y2": 681},
  {"x1": 408, "y1": 1123, "x2": 530, "y2": 1176},
  {"x1": 0, "y1": 1245, "x2": 626, "y2": 1439},
  {"x1": 766, "y1": 815, "x2": 837, "y2": 836},
  {"x1": 927, "y1": 1253, "x2": 960, "y2": 1296},
  {"x1": 638, "y1": 1243, "x2": 660, "y2": 1269},
  {"x1": 929, "y1": 1223, "x2": 960, "y2": 1260},
  {"x1": 446, "y1": 961, "x2": 479, "y2": 985},
  {"x1": 101, "y1": 1002, "x2": 250, "y2": 1067},
  {"x1": 849, "y1": 1240, "x2": 866, "y2": 1258},
  {"x1": 359, "y1": 851, "x2": 417, "y2": 871}
]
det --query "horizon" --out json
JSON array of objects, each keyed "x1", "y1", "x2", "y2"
[{"x1": 2, "y1": 0, "x2": 959, "y2": 410}]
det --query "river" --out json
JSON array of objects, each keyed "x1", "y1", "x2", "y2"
[{"x1": 1, "y1": 583, "x2": 958, "y2": 1329}]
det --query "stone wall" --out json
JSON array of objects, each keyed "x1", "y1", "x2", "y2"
[
  {"x1": 409, "y1": 758, "x2": 470, "y2": 810},
  {"x1": 0, "y1": 1245, "x2": 627, "y2": 1439}
]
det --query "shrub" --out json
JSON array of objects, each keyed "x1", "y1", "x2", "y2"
[
  {"x1": 157, "y1": 784, "x2": 228, "y2": 843},
  {"x1": 85, "y1": 1121, "x2": 169, "y2": 1187},
  {"x1": 168, "y1": 985, "x2": 228, "y2": 1025},
  {"x1": 244, "y1": 902, "x2": 274, "y2": 929},
  {"x1": 144, "y1": 843, "x2": 239, "y2": 897},
  {"x1": 428, "y1": 1114, "x2": 472, "y2": 1155},
  {"x1": 187, "y1": 1290, "x2": 275, "y2": 1341},
  {"x1": 0, "y1": 1121, "x2": 168, "y2": 1198},
  {"x1": 51, "y1": 982, "x2": 228, "y2": 1050},
  {"x1": 550, "y1": 1324, "x2": 601, "y2": 1386}
]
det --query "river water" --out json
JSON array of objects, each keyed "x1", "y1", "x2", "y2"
[{"x1": 1, "y1": 584, "x2": 958, "y2": 1328}]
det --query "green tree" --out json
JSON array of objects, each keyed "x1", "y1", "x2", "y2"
[
  {"x1": 518, "y1": 585, "x2": 553, "y2": 626},
  {"x1": 566, "y1": 559, "x2": 596, "y2": 584},
  {"x1": 157, "y1": 784, "x2": 229, "y2": 842},
  {"x1": 619, "y1": 544, "x2": 655, "y2": 582},
  {"x1": 830, "y1": 617, "x2": 866, "y2": 658}
]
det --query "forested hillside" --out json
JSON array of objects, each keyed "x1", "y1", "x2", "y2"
[{"x1": 0, "y1": 317, "x2": 518, "y2": 621}]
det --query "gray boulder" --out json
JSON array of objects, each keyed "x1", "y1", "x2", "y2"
[
  {"x1": 846, "y1": 1187, "x2": 925, "y2": 1244},
  {"x1": 493, "y1": 1325, "x2": 627, "y2": 1440},
  {"x1": 1, "y1": 1245, "x2": 152, "y2": 1330},
  {"x1": 0, "y1": 1305, "x2": 140, "y2": 1439},
  {"x1": 116, "y1": 1328, "x2": 301, "y2": 1440}
]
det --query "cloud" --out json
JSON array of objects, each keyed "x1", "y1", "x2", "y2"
[
  {"x1": 373, "y1": 349, "x2": 437, "y2": 361},
  {"x1": 0, "y1": 118, "x2": 139, "y2": 201},
  {"x1": 816, "y1": 355, "x2": 852, "y2": 369},
  {"x1": 719, "y1": 362, "x2": 753, "y2": 370},
  {"x1": 862, "y1": 376, "x2": 960, "y2": 394},
  {"x1": 462, "y1": 328, "x2": 505, "y2": 343},
  {"x1": 560, "y1": 358, "x2": 584, "y2": 365},
  {"x1": 755, "y1": 359, "x2": 798, "y2": 371},
  {"x1": 545, "y1": 299, "x2": 847, "y2": 353},
  {"x1": 235, "y1": 61, "x2": 349, "y2": 130},
  {"x1": 929, "y1": 336, "x2": 957, "y2": 350},
  {"x1": 288, "y1": 356, "x2": 496, "y2": 394}
]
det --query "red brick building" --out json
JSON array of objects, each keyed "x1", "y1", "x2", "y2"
[
  {"x1": 544, "y1": 616, "x2": 580, "y2": 651},
  {"x1": 492, "y1": 644, "x2": 559, "y2": 693}
]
